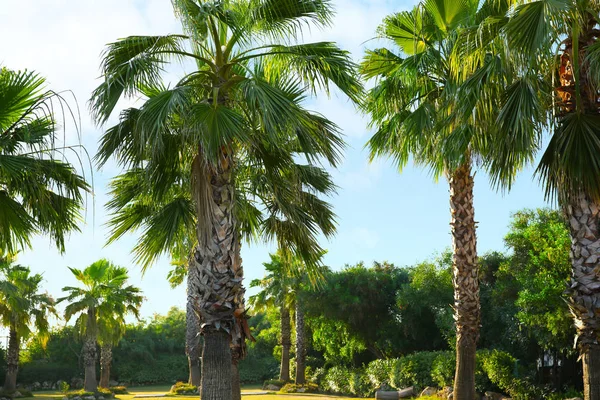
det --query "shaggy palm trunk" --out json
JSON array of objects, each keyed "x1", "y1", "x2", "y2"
[
  {"x1": 83, "y1": 308, "x2": 98, "y2": 392},
  {"x1": 280, "y1": 306, "x2": 291, "y2": 382},
  {"x1": 450, "y1": 160, "x2": 480, "y2": 400},
  {"x1": 99, "y1": 344, "x2": 112, "y2": 388},
  {"x1": 191, "y1": 153, "x2": 241, "y2": 400},
  {"x1": 3, "y1": 325, "x2": 19, "y2": 391},
  {"x1": 231, "y1": 239, "x2": 245, "y2": 400},
  {"x1": 295, "y1": 301, "x2": 306, "y2": 385},
  {"x1": 565, "y1": 194, "x2": 600, "y2": 400},
  {"x1": 186, "y1": 261, "x2": 201, "y2": 387}
]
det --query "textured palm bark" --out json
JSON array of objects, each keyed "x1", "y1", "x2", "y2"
[
  {"x1": 201, "y1": 330, "x2": 232, "y2": 400},
  {"x1": 280, "y1": 306, "x2": 291, "y2": 382},
  {"x1": 191, "y1": 154, "x2": 240, "y2": 400},
  {"x1": 99, "y1": 344, "x2": 112, "y2": 388},
  {"x1": 565, "y1": 194, "x2": 600, "y2": 400},
  {"x1": 449, "y1": 160, "x2": 480, "y2": 400},
  {"x1": 3, "y1": 325, "x2": 19, "y2": 391},
  {"x1": 83, "y1": 308, "x2": 98, "y2": 393},
  {"x1": 186, "y1": 261, "x2": 201, "y2": 387},
  {"x1": 231, "y1": 238, "x2": 245, "y2": 400},
  {"x1": 295, "y1": 301, "x2": 306, "y2": 385}
]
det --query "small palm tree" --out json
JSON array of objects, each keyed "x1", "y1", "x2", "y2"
[
  {"x1": 360, "y1": 1, "x2": 538, "y2": 397},
  {"x1": 503, "y1": 2, "x2": 600, "y2": 398},
  {"x1": 250, "y1": 254, "x2": 295, "y2": 382},
  {"x1": 58, "y1": 260, "x2": 143, "y2": 392},
  {"x1": 0, "y1": 253, "x2": 56, "y2": 391},
  {"x1": 91, "y1": 2, "x2": 358, "y2": 397},
  {"x1": 0, "y1": 68, "x2": 89, "y2": 254},
  {"x1": 97, "y1": 281, "x2": 143, "y2": 388}
]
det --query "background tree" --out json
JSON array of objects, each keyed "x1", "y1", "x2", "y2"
[
  {"x1": 91, "y1": 0, "x2": 359, "y2": 395},
  {"x1": 0, "y1": 254, "x2": 56, "y2": 391},
  {"x1": 0, "y1": 67, "x2": 89, "y2": 255},
  {"x1": 59, "y1": 260, "x2": 142, "y2": 392},
  {"x1": 504, "y1": 2, "x2": 600, "y2": 397},
  {"x1": 97, "y1": 278, "x2": 144, "y2": 388},
  {"x1": 249, "y1": 253, "x2": 295, "y2": 382},
  {"x1": 360, "y1": 1, "x2": 538, "y2": 397}
]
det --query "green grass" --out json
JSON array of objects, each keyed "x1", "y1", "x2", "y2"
[{"x1": 27, "y1": 386, "x2": 373, "y2": 400}]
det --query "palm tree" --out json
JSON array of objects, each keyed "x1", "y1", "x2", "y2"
[
  {"x1": 90, "y1": 1, "x2": 359, "y2": 398},
  {"x1": 0, "y1": 254, "x2": 56, "y2": 391},
  {"x1": 249, "y1": 253, "x2": 295, "y2": 382},
  {"x1": 0, "y1": 68, "x2": 89, "y2": 255},
  {"x1": 58, "y1": 260, "x2": 143, "y2": 392},
  {"x1": 97, "y1": 280, "x2": 143, "y2": 388},
  {"x1": 503, "y1": 2, "x2": 600, "y2": 398},
  {"x1": 360, "y1": 1, "x2": 539, "y2": 397}
]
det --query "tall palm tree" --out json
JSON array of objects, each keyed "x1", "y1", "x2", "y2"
[
  {"x1": 503, "y1": 2, "x2": 600, "y2": 398},
  {"x1": 90, "y1": 1, "x2": 359, "y2": 398},
  {"x1": 97, "y1": 280, "x2": 143, "y2": 388},
  {"x1": 58, "y1": 260, "x2": 143, "y2": 392},
  {"x1": 249, "y1": 253, "x2": 295, "y2": 382},
  {"x1": 360, "y1": 1, "x2": 539, "y2": 397},
  {"x1": 0, "y1": 68, "x2": 89, "y2": 255},
  {"x1": 0, "y1": 253, "x2": 56, "y2": 391}
]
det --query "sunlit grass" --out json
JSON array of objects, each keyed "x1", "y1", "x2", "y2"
[{"x1": 28, "y1": 386, "x2": 373, "y2": 400}]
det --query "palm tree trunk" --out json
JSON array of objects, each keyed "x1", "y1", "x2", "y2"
[
  {"x1": 83, "y1": 308, "x2": 98, "y2": 392},
  {"x1": 231, "y1": 238, "x2": 245, "y2": 400},
  {"x1": 3, "y1": 324, "x2": 19, "y2": 392},
  {"x1": 186, "y1": 261, "x2": 201, "y2": 387},
  {"x1": 295, "y1": 301, "x2": 306, "y2": 385},
  {"x1": 201, "y1": 330, "x2": 232, "y2": 400},
  {"x1": 99, "y1": 344, "x2": 112, "y2": 389},
  {"x1": 449, "y1": 160, "x2": 480, "y2": 400},
  {"x1": 191, "y1": 154, "x2": 240, "y2": 400},
  {"x1": 564, "y1": 193, "x2": 600, "y2": 400},
  {"x1": 280, "y1": 306, "x2": 291, "y2": 382}
]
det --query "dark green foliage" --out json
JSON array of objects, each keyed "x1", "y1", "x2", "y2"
[
  {"x1": 0, "y1": 389, "x2": 33, "y2": 398},
  {"x1": 279, "y1": 382, "x2": 319, "y2": 393},
  {"x1": 239, "y1": 312, "x2": 279, "y2": 384},
  {"x1": 169, "y1": 382, "x2": 197, "y2": 395},
  {"x1": 262, "y1": 379, "x2": 285, "y2": 389}
]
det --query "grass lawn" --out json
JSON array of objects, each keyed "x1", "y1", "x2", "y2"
[{"x1": 27, "y1": 386, "x2": 375, "y2": 400}]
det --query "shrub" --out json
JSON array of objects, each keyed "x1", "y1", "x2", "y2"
[
  {"x1": 64, "y1": 390, "x2": 94, "y2": 399},
  {"x1": 431, "y1": 351, "x2": 455, "y2": 388},
  {"x1": 169, "y1": 382, "x2": 197, "y2": 395},
  {"x1": 0, "y1": 389, "x2": 33, "y2": 399},
  {"x1": 279, "y1": 383, "x2": 319, "y2": 393},
  {"x1": 262, "y1": 379, "x2": 285, "y2": 389},
  {"x1": 59, "y1": 382, "x2": 70, "y2": 394},
  {"x1": 108, "y1": 386, "x2": 128, "y2": 395},
  {"x1": 364, "y1": 359, "x2": 394, "y2": 388},
  {"x1": 391, "y1": 351, "x2": 444, "y2": 391},
  {"x1": 96, "y1": 388, "x2": 113, "y2": 398}
]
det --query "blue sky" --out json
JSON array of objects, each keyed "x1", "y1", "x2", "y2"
[{"x1": 0, "y1": 0, "x2": 551, "y2": 325}]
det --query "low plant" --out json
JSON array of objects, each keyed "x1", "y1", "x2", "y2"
[
  {"x1": 262, "y1": 379, "x2": 285, "y2": 389},
  {"x1": 169, "y1": 382, "x2": 197, "y2": 396},
  {"x1": 108, "y1": 387, "x2": 128, "y2": 395},
  {"x1": 59, "y1": 382, "x2": 70, "y2": 394},
  {"x1": 0, "y1": 389, "x2": 34, "y2": 399},
  {"x1": 279, "y1": 383, "x2": 319, "y2": 393}
]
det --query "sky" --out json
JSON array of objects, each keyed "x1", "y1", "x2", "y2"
[{"x1": 0, "y1": 0, "x2": 551, "y2": 332}]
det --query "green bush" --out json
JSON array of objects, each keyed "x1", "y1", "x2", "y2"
[
  {"x1": 64, "y1": 390, "x2": 95, "y2": 399},
  {"x1": 364, "y1": 359, "x2": 394, "y2": 388},
  {"x1": 431, "y1": 351, "x2": 454, "y2": 387},
  {"x1": 169, "y1": 382, "x2": 197, "y2": 395},
  {"x1": 390, "y1": 351, "x2": 441, "y2": 391},
  {"x1": 96, "y1": 388, "x2": 113, "y2": 398},
  {"x1": 279, "y1": 383, "x2": 319, "y2": 393},
  {"x1": 0, "y1": 389, "x2": 33, "y2": 398},
  {"x1": 108, "y1": 386, "x2": 128, "y2": 395},
  {"x1": 17, "y1": 362, "x2": 79, "y2": 384}
]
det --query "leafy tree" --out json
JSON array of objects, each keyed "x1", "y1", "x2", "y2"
[
  {"x1": 0, "y1": 68, "x2": 89, "y2": 254},
  {"x1": 502, "y1": 209, "x2": 573, "y2": 354},
  {"x1": 305, "y1": 262, "x2": 409, "y2": 363},
  {"x1": 90, "y1": 1, "x2": 359, "y2": 397},
  {"x1": 504, "y1": 2, "x2": 600, "y2": 397},
  {"x1": 360, "y1": 1, "x2": 538, "y2": 397},
  {"x1": 0, "y1": 254, "x2": 56, "y2": 391},
  {"x1": 58, "y1": 260, "x2": 143, "y2": 392}
]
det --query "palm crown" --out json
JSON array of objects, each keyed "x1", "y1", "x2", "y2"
[
  {"x1": 0, "y1": 253, "x2": 56, "y2": 343},
  {"x1": 0, "y1": 68, "x2": 89, "y2": 254},
  {"x1": 361, "y1": 0, "x2": 540, "y2": 187}
]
